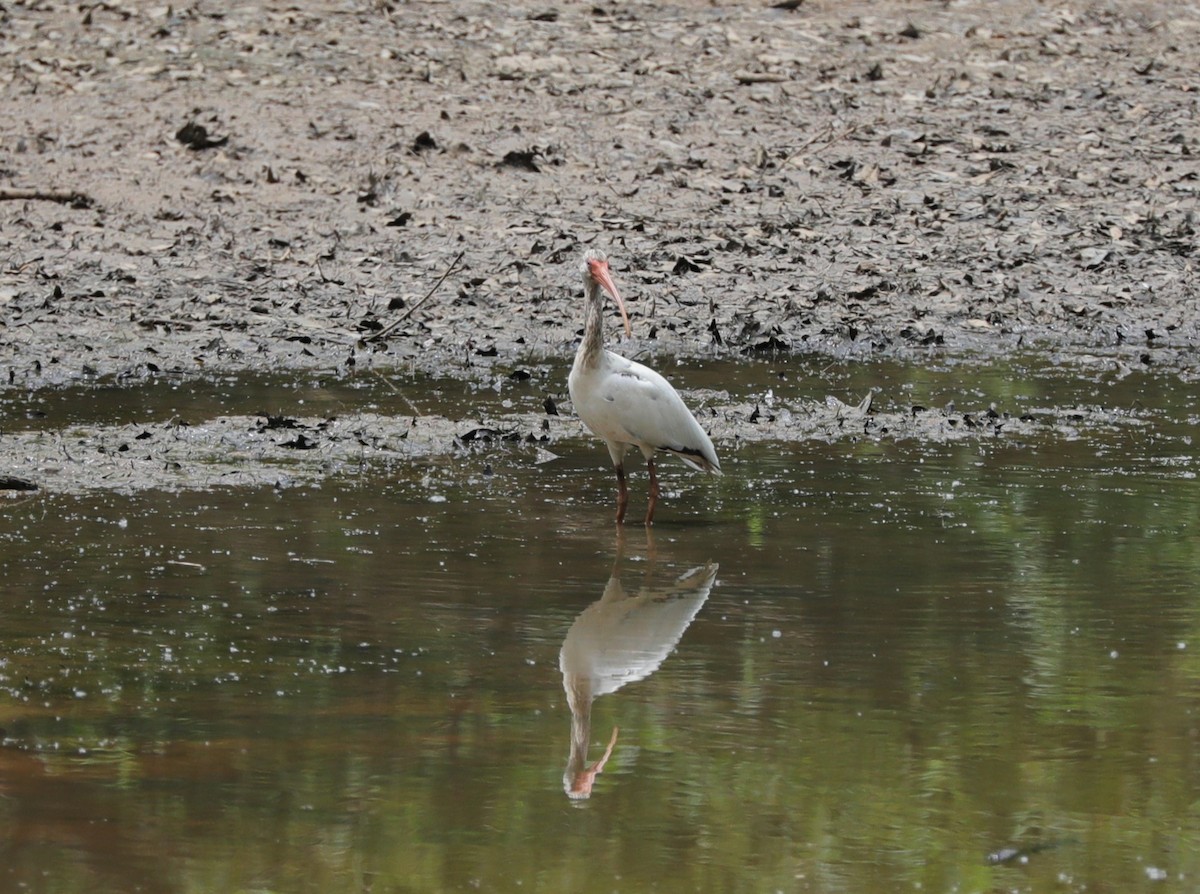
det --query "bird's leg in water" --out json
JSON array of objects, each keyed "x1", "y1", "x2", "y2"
[
  {"x1": 614, "y1": 464, "x2": 629, "y2": 524},
  {"x1": 645, "y1": 457, "x2": 659, "y2": 526},
  {"x1": 571, "y1": 726, "x2": 620, "y2": 799}
]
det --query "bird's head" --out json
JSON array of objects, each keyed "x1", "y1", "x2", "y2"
[{"x1": 581, "y1": 249, "x2": 631, "y2": 338}]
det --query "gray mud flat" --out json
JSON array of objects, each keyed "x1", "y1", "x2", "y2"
[
  {"x1": 0, "y1": 373, "x2": 1172, "y2": 494},
  {"x1": 1, "y1": 0, "x2": 1198, "y2": 492}
]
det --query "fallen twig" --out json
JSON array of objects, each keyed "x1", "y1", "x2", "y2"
[
  {"x1": 734, "y1": 70, "x2": 788, "y2": 84},
  {"x1": 365, "y1": 250, "x2": 465, "y2": 342},
  {"x1": 368, "y1": 367, "x2": 424, "y2": 416},
  {"x1": 0, "y1": 188, "x2": 94, "y2": 208},
  {"x1": 779, "y1": 123, "x2": 855, "y2": 168}
]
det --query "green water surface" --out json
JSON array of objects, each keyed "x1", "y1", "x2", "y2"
[{"x1": 2, "y1": 356, "x2": 1199, "y2": 893}]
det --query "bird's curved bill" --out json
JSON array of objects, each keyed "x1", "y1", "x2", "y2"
[{"x1": 590, "y1": 258, "x2": 632, "y2": 337}]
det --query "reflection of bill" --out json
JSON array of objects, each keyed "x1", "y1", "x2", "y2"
[{"x1": 559, "y1": 562, "x2": 718, "y2": 800}]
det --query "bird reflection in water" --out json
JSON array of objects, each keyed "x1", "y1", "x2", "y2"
[{"x1": 558, "y1": 552, "x2": 718, "y2": 799}]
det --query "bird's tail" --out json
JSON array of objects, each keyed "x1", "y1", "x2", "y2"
[{"x1": 670, "y1": 448, "x2": 722, "y2": 476}]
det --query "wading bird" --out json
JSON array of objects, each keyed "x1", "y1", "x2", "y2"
[{"x1": 568, "y1": 250, "x2": 721, "y2": 524}]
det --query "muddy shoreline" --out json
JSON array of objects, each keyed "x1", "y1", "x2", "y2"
[{"x1": 2, "y1": 0, "x2": 1197, "y2": 491}]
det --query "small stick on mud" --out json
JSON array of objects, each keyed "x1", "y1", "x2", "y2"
[
  {"x1": 365, "y1": 250, "x2": 465, "y2": 343},
  {"x1": 779, "y1": 124, "x2": 854, "y2": 168},
  {"x1": 0, "y1": 188, "x2": 94, "y2": 208},
  {"x1": 368, "y1": 367, "x2": 423, "y2": 416}
]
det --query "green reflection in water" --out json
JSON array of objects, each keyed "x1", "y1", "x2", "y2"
[{"x1": 2, "y1": 358, "x2": 1200, "y2": 893}]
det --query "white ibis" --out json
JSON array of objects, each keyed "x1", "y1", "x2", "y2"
[
  {"x1": 560, "y1": 560, "x2": 718, "y2": 798},
  {"x1": 568, "y1": 249, "x2": 721, "y2": 524}
]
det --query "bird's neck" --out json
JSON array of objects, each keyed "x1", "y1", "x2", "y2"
[{"x1": 575, "y1": 282, "x2": 607, "y2": 369}]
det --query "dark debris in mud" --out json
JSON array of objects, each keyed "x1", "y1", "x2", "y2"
[
  {"x1": 0, "y1": 475, "x2": 38, "y2": 491},
  {"x1": 174, "y1": 121, "x2": 229, "y2": 152}
]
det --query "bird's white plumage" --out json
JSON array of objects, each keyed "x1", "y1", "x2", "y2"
[
  {"x1": 569, "y1": 349, "x2": 721, "y2": 474},
  {"x1": 569, "y1": 248, "x2": 720, "y2": 523}
]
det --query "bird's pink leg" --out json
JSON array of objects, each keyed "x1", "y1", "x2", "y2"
[
  {"x1": 645, "y1": 457, "x2": 659, "y2": 526},
  {"x1": 614, "y1": 464, "x2": 629, "y2": 524}
]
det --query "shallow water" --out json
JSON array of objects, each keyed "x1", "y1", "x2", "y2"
[{"x1": 3, "y1": 357, "x2": 1200, "y2": 893}]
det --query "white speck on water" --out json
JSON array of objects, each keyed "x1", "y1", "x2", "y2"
[
  {"x1": 117, "y1": 517, "x2": 128, "y2": 528},
  {"x1": 1110, "y1": 650, "x2": 1119, "y2": 659},
  {"x1": 772, "y1": 630, "x2": 782, "y2": 638},
  {"x1": 1145, "y1": 866, "x2": 1168, "y2": 881},
  {"x1": 1179, "y1": 642, "x2": 1188, "y2": 650},
  {"x1": 429, "y1": 495, "x2": 447, "y2": 503}
]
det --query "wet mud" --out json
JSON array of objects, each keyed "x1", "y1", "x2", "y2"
[
  {"x1": 1, "y1": 374, "x2": 1169, "y2": 494},
  {"x1": 1, "y1": 0, "x2": 1197, "y2": 492}
]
